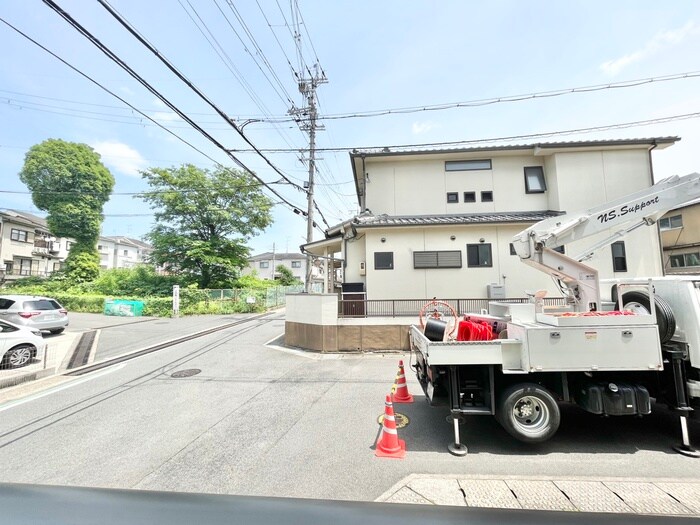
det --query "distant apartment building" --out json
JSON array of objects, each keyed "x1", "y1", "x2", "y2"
[
  {"x1": 242, "y1": 252, "x2": 310, "y2": 283},
  {"x1": 0, "y1": 210, "x2": 73, "y2": 282},
  {"x1": 659, "y1": 199, "x2": 700, "y2": 275},
  {"x1": 97, "y1": 236, "x2": 153, "y2": 269}
]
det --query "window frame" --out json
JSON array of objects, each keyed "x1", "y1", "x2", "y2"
[
  {"x1": 524, "y1": 166, "x2": 547, "y2": 194},
  {"x1": 446, "y1": 192, "x2": 459, "y2": 203},
  {"x1": 466, "y1": 243, "x2": 493, "y2": 268},
  {"x1": 413, "y1": 250, "x2": 462, "y2": 269},
  {"x1": 10, "y1": 229, "x2": 28, "y2": 242},
  {"x1": 374, "y1": 251, "x2": 394, "y2": 270},
  {"x1": 291, "y1": 261, "x2": 302, "y2": 268},
  {"x1": 259, "y1": 261, "x2": 270, "y2": 269},
  {"x1": 445, "y1": 159, "x2": 492, "y2": 171},
  {"x1": 463, "y1": 191, "x2": 476, "y2": 203},
  {"x1": 611, "y1": 241, "x2": 627, "y2": 272},
  {"x1": 670, "y1": 252, "x2": 700, "y2": 268},
  {"x1": 481, "y1": 191, "x2": 493, "y2": 202},
  {"x1": 659, "y1": 215, "x2": 683, "y2": 230}
]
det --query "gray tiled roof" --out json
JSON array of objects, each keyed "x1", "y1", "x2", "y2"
[{"x1": 353, "y1": 210, "x2": 563, "y2": 228}]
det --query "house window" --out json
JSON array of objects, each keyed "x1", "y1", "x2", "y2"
[
  {"x1": 463, "y1": 192, "x2": 476, "y2": 203},
  {"x1": 611, "y1": 241, "x2": 627, "y2": 272},
  {"x1": 259, "y1": 261, "x2": 269, "y2": 269},
  {"x1": 4, "y1": 262, "x2": 12, "y2": 274},
  {"x1": 98, "y1": 245, "x2": 103, "y2": 250},
  {"x1": 467, "y1": 244, "x2": 493, "y2": 267},
  {"x1": 66, "y1": 241, "x2": 72, "y2": 251},
  {"x1": 670, "y1": 252, "x2": 700, "y2": 268},
  {"x1": 659, "y1": 215, "x2": 683, "y2": 230},
  {"x1": 291, "y1": 261, "x2": 301, "y2": 268},
  {"x1": 524, "y1": 166, "x2": 546, "y2": 193},
  {"x1": 446, "y1": 192, "x2": 458, "y2": 203},
  {"x1": 10, "y1": 229, "x2": 28, "y2": 242},
  {"x1": 374, "y1": 252, "x2": 394, "y2": 270},
  {"x1": 413, "y1": 250, "x2": 462, "y2": 269},
  {"x1": 53, "y1": 262, "x2": 61, "y2": 272},
  {"x1": 445, "y1": 159, "x2": 492, "y2": 171},
  {"x1": 481, "y1": 191, "x2": 493, "y2": 202},
  {"x1": 123, "y1": 250, "x2": 128, "y2": 256},
  {"x1": 19, "y1": 259, "x2": 32, "y2": 276}
]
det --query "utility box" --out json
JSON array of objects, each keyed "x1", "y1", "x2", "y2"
[
  {"x1": 487, "y1": 283, "x2": 506, "y2": 300},
  {"x1": 104, "y1": 299, "x2": 145, "y2": 317}
]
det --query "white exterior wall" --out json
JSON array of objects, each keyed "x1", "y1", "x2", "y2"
[
  {"x1": 243, "y1": 256, "x2": 307, "y2": 282},
  {"x1": 353, "y1": 147, "x2": 663, "y2": 300}
]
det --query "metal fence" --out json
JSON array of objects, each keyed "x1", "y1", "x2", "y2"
[
  {"x1": 338, "y1": 297, "x2": 568, "y2": 318},
  {"x1": 0, "y1": 336, "x2": 58, "y2": 389},
  {"x1": 204, "y1": 285, "x2": 304, "y2": 309}
]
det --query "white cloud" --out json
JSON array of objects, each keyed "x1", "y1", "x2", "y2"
[
  {"x1": 412, "y1": 121, "x2": 436, "y2": 134},
  {"x1": 600, "y1": 21, "x2": 698, "y2": 75},
  {"x1": 92, "y1": 140, "x2": 148, "y2": 177},
  {"x1": 152, "y1": 111, "x2": 182, "y2": 123},
  {"x1": 119, "y1": 86, "x2": 135, "y2": 96}
]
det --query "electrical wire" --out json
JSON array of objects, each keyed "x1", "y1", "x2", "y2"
[
  {"x1": 40, "y1": 0, "x2": 306, "y2": 216},
  {"x1": 227, "y1": 111, "x2": 699, "y2": 153},
  {"x1": 94, "y1": 0, "x2": 308, "y2": 195}
]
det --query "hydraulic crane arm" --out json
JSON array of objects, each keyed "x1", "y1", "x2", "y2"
[{"x1": 511, "y1": 173, "x2": 700, "y2": 311}]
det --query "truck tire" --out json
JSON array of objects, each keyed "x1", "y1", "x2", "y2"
[
  {"x1": 496, "y1": 383, "x2": 560, "y2": 443},
  {"x1": 616, "y1": 290, "x2": 676, "y2": 344}
]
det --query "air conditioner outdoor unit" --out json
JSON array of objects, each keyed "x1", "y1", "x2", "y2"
[{"x1": 487, "y1": 283, "x2": 506, "y2": 300}]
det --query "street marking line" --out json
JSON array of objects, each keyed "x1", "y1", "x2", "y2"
[{"x1": 0, "y1": 364, "x2": 125, "y2": 414}]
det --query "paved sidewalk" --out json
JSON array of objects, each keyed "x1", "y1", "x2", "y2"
[{"x1": 377, "y1": 474, "x2": 700, "y2": 516}]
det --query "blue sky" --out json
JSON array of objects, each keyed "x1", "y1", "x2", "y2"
[{"x1": 1, "y1": 1, "x2": 699, "y2": 255}]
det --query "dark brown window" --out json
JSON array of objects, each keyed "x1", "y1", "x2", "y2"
[
  {"x1": 447, "y1": 192, "x2": 458, "y2": 203},
  {"x1": 463, "y1": 192, "x2": 476, "y2": 203},
  {"x1": 524, "y1": 166, "x2": 546, "y2": 193},
  {"x1": 374, "y1": 252, "x2": 394, "y2": 270},
  {"x1": 611, "y1": 241, "x2": 627, "y2": 272},
  {"x1": 481, "y1": 191, "x2": 493, "y2": 202},
  {"x1": 467, "y1": 244, "x2": 492, "y2": 267}
]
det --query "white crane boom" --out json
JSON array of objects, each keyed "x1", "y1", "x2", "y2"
[{"x1": 511, "y1": 172, "x2": 700, "y2": 311}]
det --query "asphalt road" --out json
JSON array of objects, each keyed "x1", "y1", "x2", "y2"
[{"x1": 0, "y1": 313, "x2": 699, "y2": 503}]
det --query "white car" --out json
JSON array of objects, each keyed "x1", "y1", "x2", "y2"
[{"x1": 0, "y1": 319, "x2": 47, "y2": 369}]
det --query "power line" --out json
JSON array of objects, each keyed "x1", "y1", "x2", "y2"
[
  {"x1": 307, "y1": 70, "x2": 700, "y2": 122},
  {"x1": 228, "y1": 110, "x2": 700, "y2": 153},
  {"x1": 95, "y1": 0, "x2": 308, "y2": 195},
  {"x1": 39, "y1": 0, "x2": 306, "y2": 216},
  {"x1": 0, "y1": 14, "x2": 220, "y2": 167}
]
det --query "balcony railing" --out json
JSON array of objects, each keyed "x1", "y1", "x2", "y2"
[
  {"x1": 0, "y1": 269, "x2": 57, "y2": 278},
  {"x1": 337, "y1": 297, "x2": 568, "y2": 318}
]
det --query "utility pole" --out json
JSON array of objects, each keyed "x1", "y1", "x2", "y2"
[
  {"x1": 271, "y1": 242, "x2": 276, "y2": 281},
  {"x1": 292, "y1": 64, "x2": 326, "y2": 292}
]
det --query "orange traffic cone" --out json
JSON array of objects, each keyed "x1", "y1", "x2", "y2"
[
  {"x1": 393, "y1": 360, "x2": 414, "y2": 403},
  {"x1": 375, "y1": 394, "x2": 406, "y2": 458}
]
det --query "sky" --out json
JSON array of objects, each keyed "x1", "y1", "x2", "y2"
[{"x1": 1, "y1": 1, "x2": 700, "y2": 256}]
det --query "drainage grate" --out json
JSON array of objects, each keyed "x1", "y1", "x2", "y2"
[
  {"x1": 67, "y1": 331, "x2": 97, "y2": 369},
  {"x1": 171, "y1": 368, "x2": 202, "y2": 378}
]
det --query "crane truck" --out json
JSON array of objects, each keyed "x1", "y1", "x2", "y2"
[{"x1": 411, "y1": 172, "x2": 700, "y2": 456}]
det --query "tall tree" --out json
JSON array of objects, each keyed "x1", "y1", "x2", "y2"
[
  {"x1": 141, "y1": 164, "x2": 273, "y2": 288},
  {"x1": 19, "y1": 139, "x2": 115, "y2": 281}
]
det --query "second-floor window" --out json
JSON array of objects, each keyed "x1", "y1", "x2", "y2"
[
  {"x1": 659, "y1": 215, "x2": 683, "y2": 230},
  {"x1": 524, "y1": 166, "x2": 546, "y2": 193},
  {"x1": 445, "y1": 159, "x2": 492, "y2": 171},
  {"x1": 259, "y1": 261, "x2": 269, "y2": 269},
  {"x1": 481, "y1": 191, "x2": 493, "y2": 202},
  {"x1": 446, "y1": 192, "x2": 458, "y2": 203},
  {"x1": 670, "y1": 252, "x2": 700, "y2": 268},
  {"x1": 123, "y1": 250, "x2": 129, "y2": 256},
  {"x1": 291, "y1": 261, "x2": 301, "y2": 268},
  {"x1": 463, "y1": 192, "x2": 476, "y2": 203},
  {"x1": 10, "y1": 229, "x2": 28, "y2": 242},
  {"x1": 467, "y1": 244, "x2": 493, "y2": 267}
]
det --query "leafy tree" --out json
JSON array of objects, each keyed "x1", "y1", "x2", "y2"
[
  {"x1": 276, "y1": 265, "x2": 300, "y2": 286},
  {"x1": 141, "y1": 164, "x2": 273, "y2": 288},
  {"x1": 19, "y1": 139, "x2": 114, "y2": 281}
]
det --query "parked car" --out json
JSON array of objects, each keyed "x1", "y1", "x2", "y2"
[
  {"x1": 0, "y1": 295, "x2": 69, "y2": 334},
  {"x1": 0, "y1": 319, "x2": 46, "y2": 369}
]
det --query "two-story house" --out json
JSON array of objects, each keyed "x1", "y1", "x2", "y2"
[
  {"x1": 97, "y1": 236, "x2": 153, "y2": 269},
  {"x1": 0, "y1": 210, "x2": 72, "y2": 282},
  {"x1": 243, "y1": 252, "x2": 309, "y2": 283},
  {"x1": 302, "y1": 137, "x2": 678, "y2": 300},
  {"x1": 659, "y1": 200, "x2": 700, "y2": 275}
]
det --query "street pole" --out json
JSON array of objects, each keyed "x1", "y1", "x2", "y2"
[{"x1": 293, "y1": 66, "x2": 326, "y2": 293}]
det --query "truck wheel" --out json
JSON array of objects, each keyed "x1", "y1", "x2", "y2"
[
  {"x1": 616, "y1": 290, "x2": 676, "y2": 344},
  {"x1": 496, "y1": 383, "x2": 560, "y2": 443}
]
